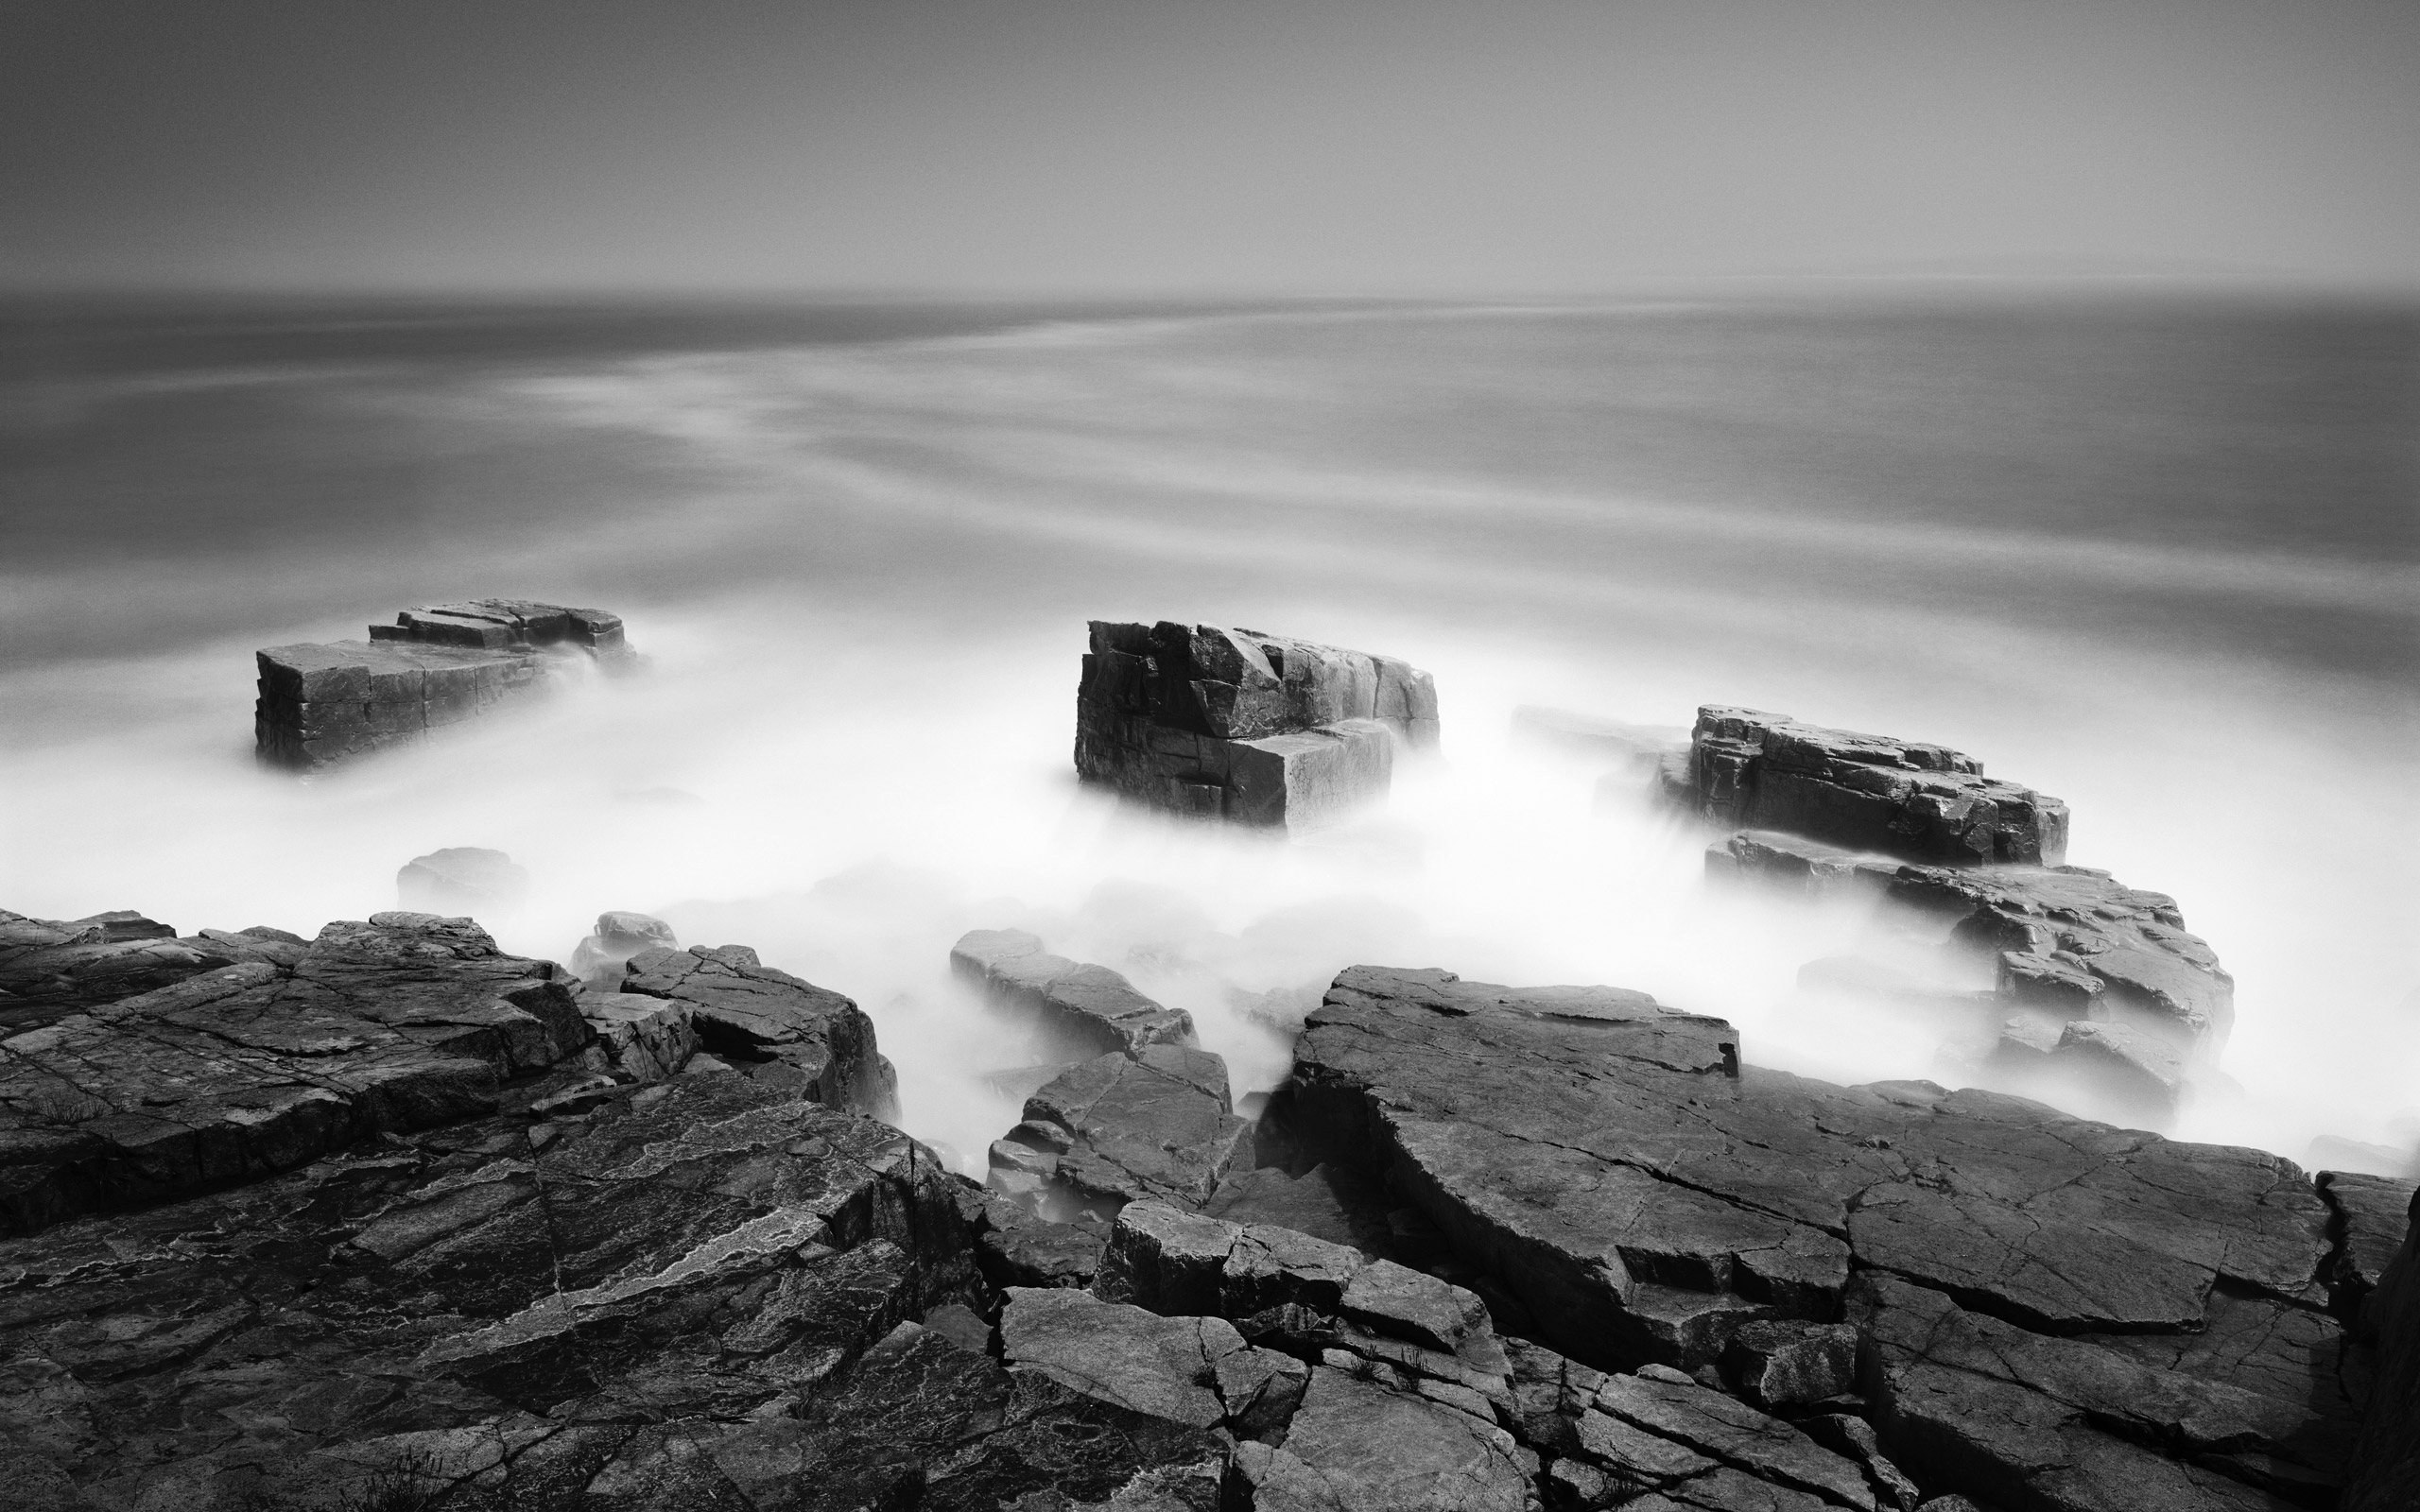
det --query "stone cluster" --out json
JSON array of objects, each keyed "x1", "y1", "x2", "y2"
[
  {"x1": 254, "y1": 597, "x2": 634, "y2": 770},
  {"x1": 1074, "y1": 620, "x2": 1439, "y2": 832}
]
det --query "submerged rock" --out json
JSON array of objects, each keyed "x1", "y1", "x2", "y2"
[
  {"x1": 396, "y1": 845, "x2": 530, "y2": 915},
  {"x1": 1673, "y1": 705, "x2": 2068, "y2": 866},
  {"x1": 255, "y1": 597, "x2": 635, "y2": 770},
  {"x1": 1074, "y1": 619, "x2": 1438, "y2": 833},
  {"x1": 950, "y1": 926, "x2": 1198, "y2": 1061},
  {"x1": 569, "y1": 909, "x2": 681, "y2": 988}
]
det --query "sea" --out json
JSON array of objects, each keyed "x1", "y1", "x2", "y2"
[{"x1": 3, "y1": 287, "x2": 2414, "y2": 1173}]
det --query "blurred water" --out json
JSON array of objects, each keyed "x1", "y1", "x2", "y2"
[{"x1": 3, "y1": 290, "x2": 2414, "y2": 1172}]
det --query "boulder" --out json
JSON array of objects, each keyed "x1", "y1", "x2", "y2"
[
  {"x1": 1674, "y1": 705, "x2": 2068, "y2": 866},
  {"x1": 568, "y1": 910, "x2": 681, "y2": 988},
  {"x1": 2050, "y1": 1018, "x2": 2186, "y2": 1124},
  {"x1": 1235, "y1": 1363, "x2": 1531, "y2": 1512},
  {"x1": 578, "y1": 990, "x2": 701, "y2": 1081},
  {"x1": 256, "y1": 597, "x2": 634, "y2": 771},
  {"x1": 395, "y1": 846, "x2": 529, "y2": 915},
  {"x1": 950, "y1": 927, "x2": 1198, "y2": 1060},
  {"x1": 1719, "y1": 1320, "x2": 1860, "y2": 1409},
  {"x1": 0, "y1": 912, "x2": 590, "y2": 1236},
  {"x1": 620, "y1": 943, "x2": 898, "y2": 1120},
  {"x1": 1074, "y1": 619, "x2": 1438, "y2": 833},
  {"x1": 1000, "y1": 1046, "x2": 1251, "y2": 1217}
]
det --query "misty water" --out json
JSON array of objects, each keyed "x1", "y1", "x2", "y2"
[{"x1": 4, "y1": 291, "x2": 2414, "y2": 1177}]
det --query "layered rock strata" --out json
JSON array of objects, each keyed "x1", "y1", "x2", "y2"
[
  {"x1": 0, "y1": 909, "x2": 304, "y2": 1034},
  {"x1": 1671, "y1": 705, "x2": 2069, "y2": 867},
  {"x1": 618, "y1": 943, "x2": 899, "y2": 1123},
  {"x1": 255, "y1": 597, "x2": 633, "y2": 770},
  {"x1": 1075, "y1": 619, "x2": 1439, "y2": 832},
  {"x1": 1259, "y1": 963, "x2": 2388, "y2": 1509}
]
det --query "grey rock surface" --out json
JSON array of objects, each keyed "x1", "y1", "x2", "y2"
[
  {"x1": 569, "y1": 910, "x2": 681, "y2": 988},
  {"x1": 621, "y1": 943, "x2": 898, "y2": 1121},
  {"x1": 1005, "y1": 1046, "x2": 1251, "y2": 1217},
  {"x1": 951, "y1": 926, "x2": 1198, "y2": 1060},
  {"x1": 397, "y1": 846, "x2": 530, "y2": 915},
  {"x1": 0, "y1": 910, "x2": 301, "y2": 1032},
  {"x1": 1675, "y1": 705, "x2": 2068, "y2": 866},
  {"x1": 1075, "y1": 619, "x2": 1438, "y2": 833}
]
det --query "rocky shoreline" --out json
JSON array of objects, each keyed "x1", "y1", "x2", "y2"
[{"x1": 1, "y1": 626, "x2": 2411, "y2": 1510}]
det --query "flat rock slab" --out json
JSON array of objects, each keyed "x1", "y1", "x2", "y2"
[
  {"x1": 1675, "y1": 705, "x2": 2067, "y2": 867},
  {"x1": 1013, "y1": 1045, "x2": 1251, "y2": 1216},
  {"x1": 1270, "y1": 963, "x2": 2360, "y2": 1506},
  {"x1": 950, "y1": 927, "x2": 1198, "y2": 1060},
  {"x1": 0, "y1": 1075, "x2": 975, "y2": 1509},
  {"x1": 621, "y1": 944, "x2": 896, "y2": 1119},
  {"x1": 0, "y1": 912, "x2": 590, "y2": 1236},
  {"x1": 0, "y1": 911, "x2": 304, "y2": 1033},
  {"x1": 1236, "y1": 1364, "x2": 1531, "y2": 1512}
]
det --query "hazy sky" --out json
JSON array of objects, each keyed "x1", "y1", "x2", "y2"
[{"x1": 6, "y1": 0, "x2": 2416, "y2": 295}]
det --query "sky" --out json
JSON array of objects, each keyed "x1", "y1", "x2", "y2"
[{"x1": 4, "y1": 0, "x2": 2417, "y2": 296}]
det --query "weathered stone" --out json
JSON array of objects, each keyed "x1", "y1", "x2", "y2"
[
  {"x1": 568, "y1": 910, "x2": 680, "y2": 988},
  {"x1": 257, "y1": 598, "x2": 635, "y2": 771},
  {"x1": 0, "y1": 1076, "x2": 979, "y2": 1507},
  {"x1": 1202, "y1": 1160, "x2": 1392, "y2": 1255},
  {"x1": 1075, "y1": 619, "x2": 1438, "y2": 833},
  {"x1": 578, "y1": 990, "x2": 700, "y2": 1082},
  {"x1": 0, "y1": 912, "x2": 592, "y2": 1237},
  {"x1": 395, "y1": 846, "x2": 528, "y2": 915},
  {"x1": 1674, "y1": 705, "x2": 2068, "y2": 866},
  {"x1": 1720, "y1": 1319, "x2": 1859, "y2": 1409},
  {"x1": 1799, "y1": 1413, "x2": 1923, "y2": 1510},
  {"x1": 621, "y1": 943, "x2": 897, "y2": 1120},
  {"x1": 951, "y1": 928, "x2": 1198, "y2": 1060},
  {"x1": 1592, "y1": 1364, "x2": 1878, "y2": 1509},
  {"x1": 2051, "y1": 1019, "x2": 2186, "y2": 1124},
  {"x1": 1233, "y1": 1363, "x2": 1531, "y2": 1511},
  {"x1": 1718, "y1": 831, "x2": 2235, "y2": 1060},
  {"x1": 0, "y1": 910, "x2": 264, "y2": 1032},
  {"x1": 1012, "y1": 1047, "x2": 1250, "y2": 1217},
  {"x1": 972, "y1": 1194, "x2": 1110, "y2": 1291},
  {"x1": 2344, "y1": 1182, "x2": 2420, "y2": 1509}
]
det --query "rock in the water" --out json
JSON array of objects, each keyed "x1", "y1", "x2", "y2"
[
  {"x1": 1074, "y1": 619, "x2": 1438, "y2": 833},
  {"x1": 1511, "y1": 705, "x2": 1689, "y2": 771},
  {"x1": 620, "y1": 943, "x2": 899, "y2": 1120},
  {"x1": 255, "y1": 597, "x2": 634, "y2": 770},
  {"x1": 0, "y1": 911, "x2": 591, "y2": 1236},
  {"x1": 1001, "y1": 1046, "x2": 1251, "y2": 1217},
  {"x1": 0, "y1": 1074, "x2": 1003, "y2": 1508},
  {"x1": 569, "y1": 909, "x2": 681, "y2": 987},
  {"x1": 951, "y1": 926, "x2": 1198, "y2": 1060},
  {"x1": 1674, "y1": 705, "x2": 2068, "y2": 866},
  {"x1": 1718, "y1": 830, "x2": 2235, "y2": 1060},
  {"x1": 395, "y1": 845, "x2": 530, "y2": 914}
]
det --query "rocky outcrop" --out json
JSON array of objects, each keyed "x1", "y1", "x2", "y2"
[
  {"x1": 1672, "y1": 706, "x2": 2068, "y2": 867},
  {"x1": 989, "y1": 1047, "x2": 1252, "y2": 1219},
  {"x1": 1075, "y1": 620, "x2": 1438, "y2": 832},
  {"x1": 619, "y1": 944, "x2": 898, "y2": 1122},
  {"x1": 0, "y1": 909, "x2": 304, "y2": 1033},
  {"x1": 255, "y1": 597, "x2": 634, "y2": 770},
  {"x1": 1262, "y1": 964, "x2": 2369, "y2": 1506},
  {"x1": 950, "y1": 927, "x2": 1198, "y2": 1061}
]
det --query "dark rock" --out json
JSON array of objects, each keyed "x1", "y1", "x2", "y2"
[
  {"x1": 1203, "y1": 1160, "x2": 1393, "y2": 1255},
  {"x1": 1233, "y1": 1363, "x2": 1531, "y2": 1511},
  {"x1": 568, "y1": 910, "x2": 680, "y2": 988},
  {"x1": 577, "y1": 990, "x2": 701, "y2": 1082},
  {"x1": 621, "y1": 943, "x2": 897, "y2": 1120},
  {"x1": 2343, "y1": 1183, "x2": 2420, "y2": 1510},
  {"x1": 951, "y1": 927, "x2": 1198, "y2": 1060},
  {"x1": 973, "y1": 1194, "x2": 1110, "y2": 1290},
  {"x1": 1074, "y1": 619, "x2": 1438, "y2": 833},
  {"x1": 1006, "y1": 1047, "x2": 1250, "y2": 1217},
  {"x1": 1717, "y1": 831, "x2": 2235, "y2": 1060},
  {"x1": 1001, "y1": 1285, "x2": 1310, "y2": 1437},
  {"x1": 1799, "y1": 1413, "x2": 1923, "y2": 1510},
  {"x1": 1720, "y1": 1319, "x2": 1859, "y2": 1409},
  {"x1": 2321, "y1": 1171, "x2": 2419, "y2": 1314},
  {"x1": 1591, "y1": 1364, "x2": 1878, "y2": 1508},
  {"x1": 0, "y1": 912, "x2": 591, "y2": 1237},
  {"x1": 0, "y1": 909, "x2": 254, "y2": 1032},
  {"x1": 256, "y1": 597, "x2": 635, "y2": 771},
  {"x1": 2048, "y1": 1020, "x2": 2186, "y2": 1124},
  {"x1": 395, "y1": 846, "x2": 529, "y2": 915},
  {"x1": 0, "y1": 1075, "x2": 982, "y2": 1507},
  {"x1": 1675, "y1": 705, "x2": 2068, "y2": 866}
]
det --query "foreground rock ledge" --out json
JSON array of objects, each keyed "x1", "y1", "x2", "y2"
[
  {"x1": 255, "y1": 596, "x2": 635, "y2": 770},
  {"x1": 1075, "y1": 619, "x2": 1439, "y2": 832}
]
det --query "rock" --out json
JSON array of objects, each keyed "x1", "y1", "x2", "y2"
[
  {"x1": 0, "y1": 1075, "x2": 988, "y2": 1507},
  {"x1": 2344, "y1": 1183, "x2": 2420, "y2": 1508},
  {"x1": 1074, "y1": 620, "x2": 1438, "y2": 833},
  {"x1": 568, "y1": 910, "x2": 681, "y2": 988},
  {"x1": 577, "y1": 989, "x2": 701, "y2": 1081},
  {"x1": 1005, "y1": 1047, "x2": 1251, "y2": 1218},
  {"x1": 1202, "y1": 1161, "x2": 1393, "y2": 1255},
  {"x1": 1675, "y1": 705, "x2": 2068, "y2": 866},
  {"x1": 2321, "y1": 1171, "x2": 2420, "y2": 1314},
  {"x1": 1268, "y1": 964, "x2": 2330, "y2": 1395},
  {"x1": 256, "y1": 600, "x2": 633, "y2": 771},
  {"x1": 1000, "y1": 1285, "x2": 1311, "y2": 1436},
  {"x1": 1799, "y1": 1414, "x2": 1923, "y2": 1510},
  {"x1": 621, "y1": 943, "x2": 897, "y2": 1120},
  {"x1": 1717, "y1": 831, "x2": 2235, "y2": 1059},
  {"x1": 2050, "y1": 1019, "x2": 2186, "y2": 1124},
  {"x1": 1235, "y1": 1363, "x2": 1531, "y2": 1511},
  {"x1": 952, "y1": 927, "x2": 1199, "y2": 1060},
  {"x1": 1589, "y1": 1364, "x2": 1879, "y2": 1508},
  {"x1": 973, "y1": 1194, "x2": 1111, "y2": 1290},
  {"x1": 1720, "y1": 1320, "x2": 1859, "y2": 1409},
  {"x1": 0, "y1": 911, "x2": 591, "y2": 1237},
  {"x1": 395, "y1": 846, "x2": 529, "y2": 915},
  {"x1": 0, "y1": 909, "x2": 256, "y2": 1031}
]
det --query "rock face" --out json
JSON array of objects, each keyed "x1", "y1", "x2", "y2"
[
  {"x1": 951, "y1": 927, "x2": 1198, "y2": 1061},
  {"x1": 2343, "y1": 1181, "x2": 2420, "y2": 1510},
  {"x1": 255, "y1": 597, "x2": 634, "y2": 770},
  {"x1": 1263, "y1": 964, "x2": 2374, "y2": 1507},
  {"x1": 1673, "y1": 706, "x2": 2068, "y2": 867},
  {"x1": 0, "y1": 910, "x2": 304, "y2": 1033},
  {"x1": 1074, "y1": 619, "x2": 1438, "y2": 832},
  {"x1": 619, "y1": 944, "x2": 899, "y2": 1122}
]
